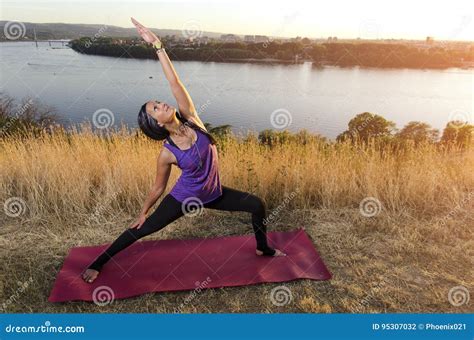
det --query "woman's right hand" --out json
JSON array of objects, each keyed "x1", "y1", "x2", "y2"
[
  {"x1": 130, "y1": 214, "x2": 147, "y2": 229},
  {"x1": 131, "y1": 17, "x2": 161, "y2": 45}
]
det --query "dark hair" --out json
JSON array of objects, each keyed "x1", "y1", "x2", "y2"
[{"x1": 137, "y1": 102, "x2": 217, "y2": 145}]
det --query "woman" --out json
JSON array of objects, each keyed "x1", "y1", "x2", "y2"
[{"x1": 82, "y1": 18, "x2": 285, "y2": 284}]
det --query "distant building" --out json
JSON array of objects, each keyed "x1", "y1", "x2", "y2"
[
  {"x1": 327, "y1": 36, "x2": 338, "y2": 43},
  {"x1": 199, "y1": 36, "x2": 210, "y2": 45},
  {"x1": 426, "y1": 36, "x2": 435, "y2": 45},
  {"x1": 221, "y1": 34, "x2": 241, "y2": 42},
  {"x1": 244, "y1": 35, "x2": 255, "y2": 42},
  {"x1": 255, "y1": 35, "x2": 269, "y2": 43}
]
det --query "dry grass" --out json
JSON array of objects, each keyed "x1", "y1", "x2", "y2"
[{"x1": 0, "y1": 124, "x2": 473, "y2": 313}]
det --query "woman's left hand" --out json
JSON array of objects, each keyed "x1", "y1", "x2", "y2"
[{"x1": 131, "y1": 17, "x2": 160, "y2": 44}]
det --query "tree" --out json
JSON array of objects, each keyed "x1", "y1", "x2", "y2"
[
  {"x1": 309, "y1": 45, "x2": 327, "y2": 62},
  {"x1": 258, "y1": 129, "x2": 292, "y2": 146},
  {"x1": 275, "y1": 50, "x2": 293, "y2": 60},
  {"x1": 441, "y1": 121, "x2": 474, "y2": 147},
  {"x1": 337, "y1": 112, "x2": 396, "y2": 143},
  {"x1": 203, "y1": 122, "x2": 232, "y2": 138},
  {"x1": 0, "y1": 93, "x2": 57, "y2": 138},
  {"x1": 396, "y1": 121, "x2": 439, "y2": 144}
]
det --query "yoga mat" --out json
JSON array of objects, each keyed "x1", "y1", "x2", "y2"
[{"x1": 48, "y1": 228, "x2": 331, "y2": 303}]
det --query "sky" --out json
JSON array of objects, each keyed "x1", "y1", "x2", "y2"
[{"x1": 1, "y1": 0, "x2": 473, "y2": 41}]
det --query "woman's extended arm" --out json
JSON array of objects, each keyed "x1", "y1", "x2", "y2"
[
  {"x1": 156, "y1": 50, "x2": 201, "y2": 121},
  {"x1": 131, "y1": 17, "x2": 206, "y2": 129},
  {"x1": 130, "y1": 149, "x2": 173, "y2": 229}
]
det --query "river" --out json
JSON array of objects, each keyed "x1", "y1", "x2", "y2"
[{"x1": 0, "y1": 41, "x2": 472, "y2": 139}]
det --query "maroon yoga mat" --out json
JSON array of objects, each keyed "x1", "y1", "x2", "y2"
[{"x1": 48, "y1": 228, "x2": 331, "y2": 303}]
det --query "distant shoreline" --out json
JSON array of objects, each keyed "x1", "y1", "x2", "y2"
[
  {"x1": 2, "y1": 39, "x2": 473, "y2": 70},
  {"x1": 64, "y1": 37, "x2": 474, "y2": 70},
  {"x1": 68, "y1": 48, "x2": 474, "y2": 70}
]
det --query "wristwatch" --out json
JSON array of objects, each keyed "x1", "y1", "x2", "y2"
[{"x1": 152, "y1": 40, "x2": 164, "y2": 52}]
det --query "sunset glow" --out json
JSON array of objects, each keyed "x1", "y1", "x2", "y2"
[{"x1": 1, "y1": 0, "x2": 473, "y2": 40}]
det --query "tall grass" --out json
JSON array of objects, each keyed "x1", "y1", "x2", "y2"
[
  {"x1": 1, "y1": 123, "x2": 472, "y2": 219},
  {"x1": 1, "y1": 123, "x2": 473, "y2": 313}
]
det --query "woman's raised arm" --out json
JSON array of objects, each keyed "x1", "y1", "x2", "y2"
[{"x1": 131, "y1": 17, "x2": 204, "y2": 126}]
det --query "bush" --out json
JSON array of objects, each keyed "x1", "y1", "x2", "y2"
[{"x1": 0, "y1": 93, "x2": 58, "y2": 138}]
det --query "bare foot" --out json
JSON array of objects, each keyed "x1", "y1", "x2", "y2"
[
  {"x1": 82, "y1": 268, "x2": 99, "y2": 283},
  {"x1": 256, "y1": 248, "x2": 286, "y2": 257}
]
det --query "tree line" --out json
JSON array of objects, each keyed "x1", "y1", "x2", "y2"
[{"x1": 335, "y1": 112, "x2": 473, "y2": 148}]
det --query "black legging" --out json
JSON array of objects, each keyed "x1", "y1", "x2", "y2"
[{"x1": 87, "y1": 186, "x2": 275, "y2": 271}]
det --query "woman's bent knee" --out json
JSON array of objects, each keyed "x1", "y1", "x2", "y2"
[{"x1": 247, "y1": 195, "x2": 266, "y2": 215}]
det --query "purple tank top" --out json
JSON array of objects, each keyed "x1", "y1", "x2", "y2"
[{"x1": 163, "y1": 128, "x2": 222, "y2": 204}]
